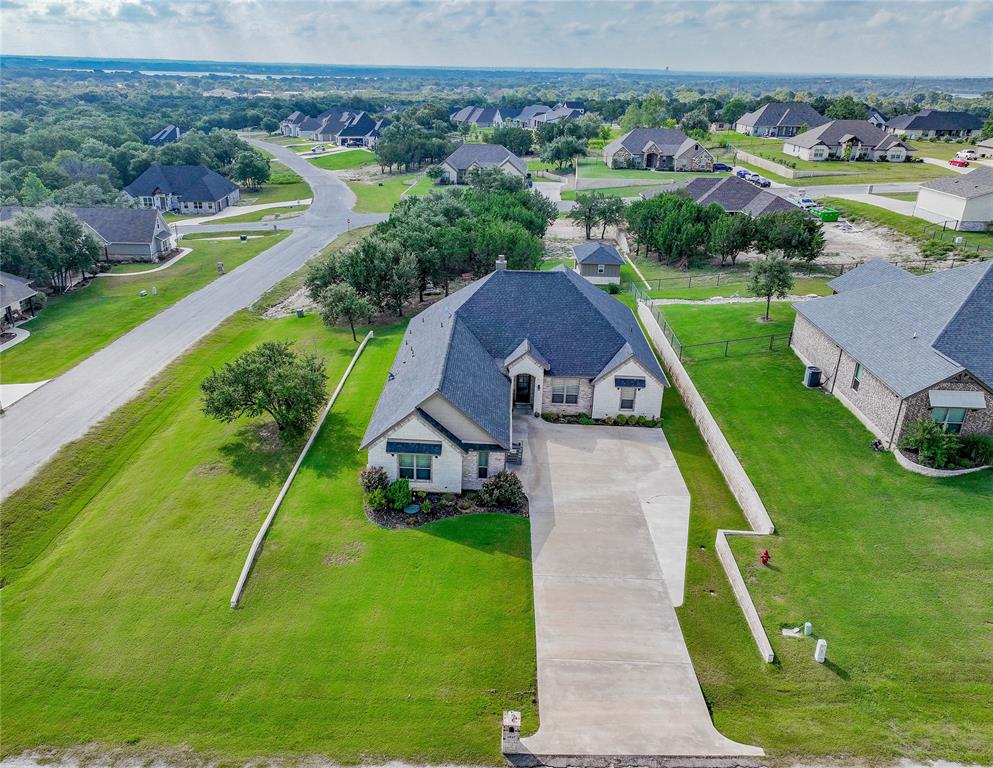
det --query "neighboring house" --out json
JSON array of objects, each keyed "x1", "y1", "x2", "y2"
[
  {"x1": 440, "y1": 144, "x2": 527, "y2": 184},
  {"x1": 572, "y1": 242, "x2": 624, "y2": 285},
  {"x1": 884, "y1": 110, "x2": 984, "y2": 139},
  {"x1": 279, "y1": 111, "x2": 307, "y2": 136},
  {"x1": 557, "y1": 100, "x2": 586, "y2": 114},
  {"x1": 0, "y1": 271, "x2": 39, "y2": 328},
  {"x1": 334, "y1": 112, "x2": 388, "y2": 147},
  {"x1": 450, "y1": 106, "x2": 505, "y2": 129},
  {"x1": 532, "y1": 105, "x2": 583, "y2": 126},
  {"x1": 0, "y1": 206, "x2": 176, "y2": 263},
  {"x1": 866, "y1": 108, "x2": 889, "y2": 128},
  {"x1": 791, "y1": 260, "x2": 993, "y2": 448},
  {"x1": 976, "y1": 138, "x2": 993, "y2": 158},
  {"x1": 603, "y1": 128, "x2": 714, "y2": 172},
  {"x1": 148, "y1": 125, "x2": 185, "y2": 146},
  {"x1": 734, "y1": 102, "x2": 829, "y2": 138},
  {"x1": 914, "y1": 167, "x2": 993, "y2": 232},
  {"x1": 296, "y1": 115, "x2": 325, "y2": 141},
  {"x1": 640, "y1": 175, "x2": 799, "y2": 216},
  {"x1": 123, "y1": 164, "x2": 240, "y2": 215},
  {"x1": 783, "y1": 120, "x2": 914, "y2": 162},
  {"x1": 506, "y1": 105, "x2": 552, "y2": 130},
  {"x1": 361, "y1": 262, "x2": 669, "y2": 493}
]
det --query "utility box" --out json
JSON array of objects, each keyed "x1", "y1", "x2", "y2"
[
  {"x1": 803, "y1": 366, "x2": 822, "y2": 388},
  {"x1": 501, "y1": 710, "x2": 522, "y2": 754},
  {"x1": 814, "y1": 638, "x2": 828, "y2": 663}
]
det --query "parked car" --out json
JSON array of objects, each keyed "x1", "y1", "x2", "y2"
[
  {"x1": 949, "y1": 159, "x2": 970, "y2": 167},
  {"x1": 736, "y1": 169, "x2": 751, "y2": 178},
  {"x1": 312, "y1": 145, "x2": 326, "y2": 152},
  {"x1": 755, "y1": 176, "x2": 772, "y2": 187},
  {"x1": 713, "y1": 162, "x2": 733, "y2": 172},
  {"x1": 956, "y1": 150, "x2": 977, "y2": 160},
  {"x1": 744, "y1": 172, "x2": 760, "y2": 182},
  {"x1": 790, "y1": 196, "x2": 817, "y2": 210}
]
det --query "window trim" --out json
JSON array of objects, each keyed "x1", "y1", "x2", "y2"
[
  {"x1": 597, "y1": 263, "x2": 605, "y2": 274},
  {"x1": 477, "y1": 451, "x2": 489, "y2": 479},
  {"x1": 931, "y1": 406, "x2": 967, "y2": 435},
  {"x1": 619, "y1": 386, "x2": 636, "y2": 412},
  {"x1": 851, "y1": 362, "x2": 863, "y2": 392},
  {"x1": 398, "y1": 453, "x2": 432, "y2": 482},
  {"x1": 551, "y1": 378, "x2": 580, "y2": 405}
]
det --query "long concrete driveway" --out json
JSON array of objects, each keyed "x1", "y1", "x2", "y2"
[
  {"x1": 513, "y1": 417, "x2": 762, "y2": 758},
  {"x1": 0, "y1": 141, "x2": 384, "y2": 499}
]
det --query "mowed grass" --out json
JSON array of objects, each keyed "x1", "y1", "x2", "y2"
[
  {"x1": 907, "y1": 140, "x2": 977, "y2": 161},
  {"x1": 0, "y1": 232, "x2": 290, "y2": 384},
  {"x1": 309, "y1": 149, "x2": 378, "y2": 171},
  {"x1": 212, "y1": 203, "x2": 308, "y2": 224},
  {"x1": 656, "y1": 302, "x2": 993, "y2": 761},
  {"x1": 561, "y1": 184, "x2": 669, "y2": 201},
  {"x1": 648, "y1": 276, "x2": 832, "y2": 301},
  {"x1": 345, "y1": 175, "x2": 420, "y2": 213},
  {"x1": 577, "y1": 156, "x2": 729, "y2": 182},
  {"x1": 239, "y1": 161, "x2": 311, "y2": 205},
  {"x1": 1, "y1": 311, "x2": 536, "y2": 763}
]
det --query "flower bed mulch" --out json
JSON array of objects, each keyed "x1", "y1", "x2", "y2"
[
  {"x1": 542, "y1": 414, "x2": 662, "y2": 428},
  {"x1": 365, "y1": 491, "x2": 529, "y2": 529}
]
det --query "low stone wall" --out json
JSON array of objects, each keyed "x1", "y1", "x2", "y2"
[
  {"x1": 637, "y1": 302, "x2": 776, "y2": 664},
  {"x1": 536, "y1": 170, "x2": 567, "y2": 183},
  {"x1": 893, "y1": 448, "x2": 992, "y2": 477},
  {"x1": 735, "y1": 149, "x2": 859, "y2": 180}
]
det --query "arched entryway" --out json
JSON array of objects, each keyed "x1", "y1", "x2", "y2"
[
  {"x1": 514, "y1": 373, "x2": 534, "y2": 410},
  {"x1": 644, "y1": 152, "x2": 659, "y2": 169}
]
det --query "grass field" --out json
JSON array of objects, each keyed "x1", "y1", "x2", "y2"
[
  {"x1": 907, "y1": 140, "x2": 977, "y2": 161},
  {"x1": 561, "y1": 184, "x2": 668, "y2": 201},
  {"x1": 0, "y1": 232, "x2": 290, "y2": 384},
  {"x1": 576, "y1": 156, "x2": 728, "y2": 182},
  {"x1": 344, "y1": 175, "x2": 417, "y2": 213},
  {"x1": 654, "y1": 301, "x2": 993, "y2": 761},
  {"x1": 212, "y1": 203, "x2": 308, "y2": 224},
  {"x1": 240, "y1": 161, "x2": 311, "y2": 206},
  {"x1": 645, "y1": 276, "x2": 832, "y2": 301},
  {"x1": 821, "y1": 196, "x2": 993, "y2": 253},
  {"x1": 0, "y1": 310, "x2": 537, "y2": 763},
  {"x1": 876, "y1": 191, "x2": 918, "y2": 202},
  {"x1": 309, "y1": 149, "x2": 378, "y2": 171}
]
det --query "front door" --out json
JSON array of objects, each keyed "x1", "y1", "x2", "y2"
[{"x1": 514, "y1": 374, "x2": 533, "y2": 404}]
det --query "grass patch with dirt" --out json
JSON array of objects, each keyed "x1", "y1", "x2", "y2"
[{"x1": 309, "y1": 149, "x2": 378, "y2": 171}]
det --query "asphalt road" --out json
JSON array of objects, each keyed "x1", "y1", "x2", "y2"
[{"x1": 0, "y1": 140, "x2": 384, "y2": 500}]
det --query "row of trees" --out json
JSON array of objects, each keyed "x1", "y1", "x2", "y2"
[
  {"x1": 0, "y1": 208, "x2": 102, "y2": 293},
  {"x1": 307, "y1": 169, "x2": 557, "y2": 338},
  {"x1": 625, "y1": 192, "x2": 824, "y2": 270},
  {"x1": 374, "y1": 107, "x2": 457, "y2": 173}
]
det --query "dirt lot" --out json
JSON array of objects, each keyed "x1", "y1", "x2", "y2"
[{"x1": 818, "y1": 219, "x2": 920, "y2": 263}]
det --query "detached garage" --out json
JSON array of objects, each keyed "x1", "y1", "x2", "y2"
[{"x1": 915, "y1": 167, "x2": 993, "y2": 232}]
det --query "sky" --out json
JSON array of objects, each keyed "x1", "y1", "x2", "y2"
[{"x1": 1, "y1": 0, "x2": 991, "y2": 78}]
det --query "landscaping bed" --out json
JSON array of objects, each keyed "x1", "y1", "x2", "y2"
[
  {"x1": 541, "y1": 412, "x2": 661, "y2": 428},
  {"x1": 366, "y1": 488, "x2": 528, "y2": 529}
]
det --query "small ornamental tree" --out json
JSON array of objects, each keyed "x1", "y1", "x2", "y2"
[
  {"x1": 598, "y1": 196, "x2": 626, "y2": 239},
  {"x1": 233, "y1": 150, "x2": 270, "y2": 190},
  {"x1": 201, "y1": 341, "x2": 327, "y2": 435},
  {"x1": 709, "y1": 213, "x2": 754, "y2": 267},
  {"x1": 571, "y1": 192, "x2": 604, "y2": 239},
  {"x1": 747, "y1": 255, "x2": 794, "y2": 321},
  {"x1": 318, "y1": 282, "x2": 374, "y2": 342},
  {"x1": 754, "y1": 210, "x2": 825, "y2": 262}
]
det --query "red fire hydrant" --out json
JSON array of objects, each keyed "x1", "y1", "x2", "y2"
[{"x1": 760, "y1": 549, "x2": 771, "y2": 566}]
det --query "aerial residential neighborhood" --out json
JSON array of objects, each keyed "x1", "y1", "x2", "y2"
[{"x1": 0, "y1": 3, "x2": 991, "y2": 768}]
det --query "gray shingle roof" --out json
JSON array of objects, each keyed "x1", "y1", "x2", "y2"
[
  {"x1": 444, "y1": 144, "x2": 527, "y2": 175},
  {"x1": 572, "y1": 242, "x2": 624, "y2": 265},
  {"x1": 643, "y1": 176, "x2": 798, "y2": 217},
  {"x1": 736, "y1": 102, "x2": 828, "y2": 130},
  {"x1": 886, "y1": 110, "x2": 984, "y2": 132},
  {"x1": 451, "y1": 107, "x2": 502, "y2": 126},
  {"x1": 827, "y1": 260, "x2": 912, "y2": 293},
  {"x1": 794, "y1": 260, "x2": 993, "y2": 395},
  {"x1": 0, "y1": 206, "x2": 165, "y2": 245},
  {"x1": 919, "y1": 166, "x2": 993, "y2": 199},
  {"x1": 604, "y1": 128, "x2": 694, "y2": 158},
  {"x1": 0, "y1": 270, "x2": 37, "y2": 310},
  {"x1": 148, "y1": 125, "x2": 184, "y2": 146},
  {"x1": 362, "y1": 268, "x2": 668, "y2": 449},
  {"x1": 512, "y1": 105, "x2": 552, "y2": 122},
  {"x1": 123, "y1": 164, "x2": 238, "y2": 202},
  {"x1": 786, "y1": 120, "x2": 912, "y2": 151}
]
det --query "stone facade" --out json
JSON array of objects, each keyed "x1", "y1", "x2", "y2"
[
  {"x1": 460, "y1": 449, "x2": 507, "y2": 491},
  {"x1": 541, "y1": 376, "x2": 594, "y2": 416},
  {"x1": 899, "y1": 374, "x2": 993, "y2": 440}
]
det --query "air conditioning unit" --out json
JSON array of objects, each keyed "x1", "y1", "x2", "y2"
[{"x1": 803, "y1": 366, "x2": 822, "y2": 388}]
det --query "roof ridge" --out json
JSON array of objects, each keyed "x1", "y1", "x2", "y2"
[{"x1": 932, "y1": 260, "x2": 993, "y2": 357}]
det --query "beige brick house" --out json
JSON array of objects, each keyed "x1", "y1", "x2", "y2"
[{"x1": 790, "y1": 261, "x2": 993, "y2": 449}]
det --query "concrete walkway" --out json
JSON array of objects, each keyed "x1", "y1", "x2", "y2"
[
  {"x1": 0, "y1": 325, "x2": 31, "y2": 352},
  {"x1": 176, "y1": 198, "x2": 312, "y2": 227},
  {"x1": 94, "y1": 248, "x2": 192, "y2": 277},
  {"x1": 0, "y1": 140, "x2": 384, "y2": 500},
  {"x1": 0, "y1": 380, "x2": 48, "y2": 409},
  {"x1": 828, "y1": 192, "x2": 951, "y2": 224},
  {"x1": 513, "y1": 417, "x2": 762, "y2": 758},
  {"x1": 920, "y1": 156, "x2": 970, "y2": 174}
]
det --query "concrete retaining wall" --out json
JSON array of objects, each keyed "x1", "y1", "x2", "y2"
[
  {"x1": 637, "y1": 302, "x2": 776, "y2": 663},
  {"x1": 230, "y1": 330, "x2": 374, "y2": 608},
  {"x1": 735, "y1": 150, "x2": 859, "y2": 180}
]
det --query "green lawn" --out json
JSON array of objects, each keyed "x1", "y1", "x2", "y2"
[
  {"x1": 1, "y1": 311, "x2": 537, "y2": 763},
  {"x1": 309, "y1": 149, "x2": 378, "y2": 171},
  {"x1": 261, "y1": 135, "x2": 313, "y2": 147},
  {"x1": 212, "y1": 204, "x2": 308, "y2": 224},
  {"x1": 345, "y1": 175, "x2": 422, "y2": 213},
  {"x1": 404, "y1": 174, "x2": 441, "y2": 197},
  {"x1": 907, "y1": 140, "x2": 976, "y2": 161},
  {"x1": 539, "y1": 258, "x2": 572, "y2": 271},
  {"x1": 577, "y1": 156, "x2": 729, "y2": 182},
  {"x1": 821, "y1": 196, "x2": 993, "y2": 253},
  {"x1": 647, "y1": 276, "x2": 832, "y2": 301},
  {"x1": 655, "y1": 301, "x2": 993, "y2": 761},
  {"x1": 527, "y1": 158, "x2": 571, "y2": 175},
  {"x1": 876, "y1": 191, "x2": 918, "y2": 202},
  {"x1": 561, "y1": 184, "x2": 669, "y2": 201},
  {"x1": 0, "y1": 232, "x2": 290, "y2": 384}
]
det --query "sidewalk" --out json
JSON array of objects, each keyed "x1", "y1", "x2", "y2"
[{"x1": 176, "y1": 199, "x2": 312, "y2": 227}]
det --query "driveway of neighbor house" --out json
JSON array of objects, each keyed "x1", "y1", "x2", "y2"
[{"x1": 513, "y1": 417, "x2": 762, "y2": 758}]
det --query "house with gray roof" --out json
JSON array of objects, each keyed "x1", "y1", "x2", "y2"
[
  {"x1": 783, "y1": 120, "x2": 914, "y2": 162},
  {"x1": 148, "y1": 125, "x2": 185, "y2": 147},
  {"x1": 884, "y1": 110, "x2": 984, "y2": 139},
  {"x1": 279, "y1": 111, "x2": 307, "y2": 136},
  {"x1": 603, "y1": 128, "x2": 714, "y2": 172},
  {"x1": 0, "y1": 207, "x2": 176, "y2": 263},
  {"x1": 440, "y1": 144, "x2": 527, "y2": 185},
  {"x1": 505, "y1": 104, "x2": 552, "y2": 130},
  {"x1": 734, "y1": 102, "x2": 829, "y2": 138},
  {"x1": 914, "y1": 166, "x2": 993, "y2": 232},
  {"x1": 641, "y1": 175, "x2": 798, "y2": 217},
  {"x1": 791, "y1": 260, "x2": 993, "y2": 448},
  {"x1": 572, "y1": 242, "x2": 624, "y2": 285},
  {"x1": 450, "y1": 106, "x2": 505, "y2": 129},
  {"x1": 1, "y1": 271, "x2": 39, "y2": 328},
  {"x1": 361, "y1": 262, "x2": 669, "y2": 493},
  {"x1": 123, "y1": 164, "x2": 240, "y2": 215}
]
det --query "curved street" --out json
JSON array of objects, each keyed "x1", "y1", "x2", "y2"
[{"x1": 0, "y1": 141, "x2": 386, "y2": 499}]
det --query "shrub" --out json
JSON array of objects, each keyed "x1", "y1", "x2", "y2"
[
  {"x1": 900, "y1": 417, "x2": 959, "y2": 468},
  {"x1": 644, "y1": 418, "x2": 658, "y2": 428},
  {"x1": 385, "y1": 479, "x2": 412, "y2": 510},
  {"x1": 542, "y1": 411, "x2": 558, "y2": 422},
  {"x1": 366, "y1": 488, "x2": 388, "y2": 511},
  {"x1": 421, "y1": 499, "x2": 432, "y2": 515},
  {"x1": 921, "y1": 239, "x2": 955, "y2": 259},
  {"x1": 637, "y1": 416, "x2": 647, "y2": 426},
  {"x1": 960, "y1": 434, "x2": 993, "y2": 466},
  {"x1": 615, "y1": 414, "x2": 627, "y2": 426},
  {"x1": 607, "y1": 283, "x2": 621, "y2": 295},
  {"x1": 578, "y1": 414, "x2": 594, "y2": 425},
  {"x1": 479, "y1": 470, "x2": 525, "y2": 508},
  {"x1": 360, "y1": 466, "x2": 389, "y2": 493},
  {"x1": 603, "y1": 416, "x2": 615, "y2": 426}
]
